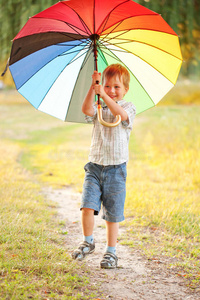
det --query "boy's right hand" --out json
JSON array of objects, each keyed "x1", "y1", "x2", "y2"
[{"x1": 92, "y1": 71, "x2": 101, "y2": 86}]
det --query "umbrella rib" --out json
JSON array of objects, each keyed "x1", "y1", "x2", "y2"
[
  {"x1": 99, "y1": 42, "x2": 155, "y2": 105},
  {"x1": 99, "y1": 14, "x2": 159, "y2": 37},
  {"x1": 99, "y1": 40, "x2": 127, "y2": 55},
  {"x1": 100, "y1": 28, "x2": 131, "y2": 45},
  {"x1": 33, "y1": 16, "x2": 90, "y2": 38},
  {"x1": 79, "y1": 42, "x2": 108, "y2": 71},
  {"x1": 80, "y1": 49, "x2": 94, "y2": 71},
  {"x1": 32, "y1": 46, "x2": 90, "y2": 110},
  {"x1": 100, "y1": 21, "x2": 124, "y2": 42},
  {"x1": 59, "y1": 46, "x2": 91, "y2": 61},
  {"x1": 17, "y1": 41, "x2": 90, "y2": 92},
  {"x1": 102, "y1": 41, "x2": 180, "y2": 84},
  {"x1": 51, "y1": 31, "x2": 88, "y2": 43},
  {"x1": 57, "y1": 42, "x2": 89, "y2": 48},
  {"x1": 98, "y1": 43, "x2": 123, "y2": 63},
  {"x1": 97, "y1": 1, "x2": 160, "y2": 38},
  {"x1": 101, "y1": 36, "x2": 182, "y2": 61},
  {"x1": 62, "y1": 21, "x2": 90, "y2": 39},
  {"x1": 64, "y1": 46, "x2": 109, "y2": 122},
  {"x1": 101, "y1": 51, "x2": 126, "y2": 62},
  {"x1": 97, "y1": 0, "x2": 130, "y2": 35},
  {"x1": 58, "y1": 42, "x2": 91, "y2": 57},
  {"x1": 93, "y1": 0, "x2": 96, "y2": 33},
  {"x1": 102, "y1": 29, "x2": 130, "y2": 42},
  {"x1": 62, "y1": 2, "x2": 92, "y2": 35},
  {"x1": 97, "y1": 48, "x2": 109, "y2": 66},
  {"x1": 60, "y1": 47, "x2": 91, "y2": 67},
  {"x1": 101, "y1": 28, "x2": 180, "y2": 59},
  {"x1": 63, "y1": 49, "x2": 94, "y2": 122},
  {"x1": 100, "y1": 15, "x2": 177, "y2": 44}
]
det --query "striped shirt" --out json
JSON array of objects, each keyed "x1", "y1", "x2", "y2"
[{"x1": 85, "y1": 100, "x2": 136, "y2": 166}]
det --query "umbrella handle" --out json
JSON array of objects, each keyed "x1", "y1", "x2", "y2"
[{"x1": 97, "y1": 105, "x2": 121, "y2": 127}]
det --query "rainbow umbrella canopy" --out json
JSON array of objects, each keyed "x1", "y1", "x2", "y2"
[{"x1": 7, "y1": 0, "x2": 182, "y2": 123}]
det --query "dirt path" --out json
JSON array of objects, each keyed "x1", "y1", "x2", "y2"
[{"x1": 44, "y1": 187, "x2": 199, "y2": 300}]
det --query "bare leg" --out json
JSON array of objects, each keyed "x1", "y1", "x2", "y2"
[
  {"x1": 81, "y1": 208, "x2": 94, "y2": 236},
  {"x1": 105, "y1": 221, "x2": 119, "y2": 247},
  {"x1": 100, "y1": 221, "x2": 119, "y2": 268},
  {"x1": 71, "y1": 208, "x2": 95, "y2": 260}
]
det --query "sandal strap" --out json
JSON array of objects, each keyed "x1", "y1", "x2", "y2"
[
  {"x1": 102, "y1": 252, "x2": 117, "y2": 261},
  {"x1": 71, "y1": 241, "x2": 95, "y2": 260},
  {"x1": 100, "y1": 252, "x2": 118, "y2": 268},
  {"x1": 78, "y1": 241, "x2": 91, "y2": 250}
]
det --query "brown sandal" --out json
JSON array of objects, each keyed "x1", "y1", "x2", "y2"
[
  {"x1": 71, "y1": 241, "x2": 95, "y2": 261},
  {"x1": 100, "y1": 252, "x2": 118, "y2": 269}
]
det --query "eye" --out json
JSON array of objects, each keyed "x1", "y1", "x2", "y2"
[{"x1": 115, "y1": 86, "x2": 120, "y2": 89}]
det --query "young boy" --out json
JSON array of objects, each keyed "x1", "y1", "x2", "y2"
[{"x1": 72, "y1": 64, "x2": 136, "y2": 269}]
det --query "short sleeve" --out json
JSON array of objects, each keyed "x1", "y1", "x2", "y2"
[
  {"x1": 121, "y1": 102, "x2": 136, "y2": 129},
  {"x1": 84, "y1": 103, "x2": 97, "y2": 124}
]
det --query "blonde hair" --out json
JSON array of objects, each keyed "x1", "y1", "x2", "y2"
[{"x1": 102, "y1": 64, "x2": 130, "y2": 89}]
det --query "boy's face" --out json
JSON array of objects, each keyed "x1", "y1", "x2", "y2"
[{"x1": 103, "y1": 75, "x2": 128, "y2": 102}]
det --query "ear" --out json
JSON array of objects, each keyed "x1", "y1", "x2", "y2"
[{"x1": 124, "y1": 87, "x2": 129, "y2": 96}]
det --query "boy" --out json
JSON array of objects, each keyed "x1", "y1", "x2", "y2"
[{"x1": 72, "y1": 64, "x2": 136, "y2": 269}]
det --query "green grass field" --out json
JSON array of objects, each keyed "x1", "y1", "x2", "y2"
[
  {"x1": 0, "y1": 92, "x2": 97, "y2": 299},
  {"x1": 0, "y1": 84, "x2": 200, "y2": 296}
]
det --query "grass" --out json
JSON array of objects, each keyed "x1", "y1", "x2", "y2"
[
  {"x1": 0, "y1": 83, "x2": 200, "y2": 293},
  {"x1": 159, "y1": 80, "x2": 200, "y2": 106},
  {"x1": 0, "y1": 95, "x2": 98, "y2": 298},
  {"x1": 124, "y1": 105, "x2": 200, "y2": 289}
]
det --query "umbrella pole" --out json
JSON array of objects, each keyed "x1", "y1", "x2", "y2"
[
  {"x1": 93, "y1": 36, "x2": 100, "y2": 106},
  {"x1": 92, "y1": 35, "x2": 121, "y2": 127}
]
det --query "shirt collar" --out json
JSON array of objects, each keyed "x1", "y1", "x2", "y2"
[{"x1": 102, "y1": 99, "x2": 125, "y2": 108}]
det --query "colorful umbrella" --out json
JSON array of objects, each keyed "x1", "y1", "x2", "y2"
[{"x1": 7, "y1": 0, "x2": 182, "y2": 124}]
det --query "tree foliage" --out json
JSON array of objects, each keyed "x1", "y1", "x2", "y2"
[
  {"x1": 0, "y1": 0, "x2": 200, "y2": 78},
  {"x1": 0, "y1": 0, "x2": 55, "y2": 59}
]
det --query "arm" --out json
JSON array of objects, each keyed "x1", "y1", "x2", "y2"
[
  {"x1": 82, "y1": 71, "x2": 101, "y2": 117},
  {"x1": 81, "y1": 84, "x2": 95, "y2": 117}
]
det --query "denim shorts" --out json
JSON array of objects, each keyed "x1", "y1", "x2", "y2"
[{"x1": 80, "y1": 162, "x2": 127, "y2": 222}]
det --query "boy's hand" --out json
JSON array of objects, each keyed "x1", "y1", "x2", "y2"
[
  {"x1": 92, "y1": 71, "x2": 106, "y2": 99},
  {"x1": 94, "y1": 84, "x2": 106, "y2": 99},
  {"x1": 92, "y1": 71, "x2": 101, "y2": 86},
  {"x1": 92, "y1": 71, "x2": 107, "y2": 98}
]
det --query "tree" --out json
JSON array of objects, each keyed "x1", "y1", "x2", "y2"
[{"x1": 0, "y1": 0, "x2": 56, "y2": 60}]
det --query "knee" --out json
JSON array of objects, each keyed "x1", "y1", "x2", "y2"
[{"x1": 81, "y1": 208, "x2": 94, "y2": 215}]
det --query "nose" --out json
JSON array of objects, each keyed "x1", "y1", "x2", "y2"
[{"x1": 110, "y1": 87, "x2": 115, "y2": 94}]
